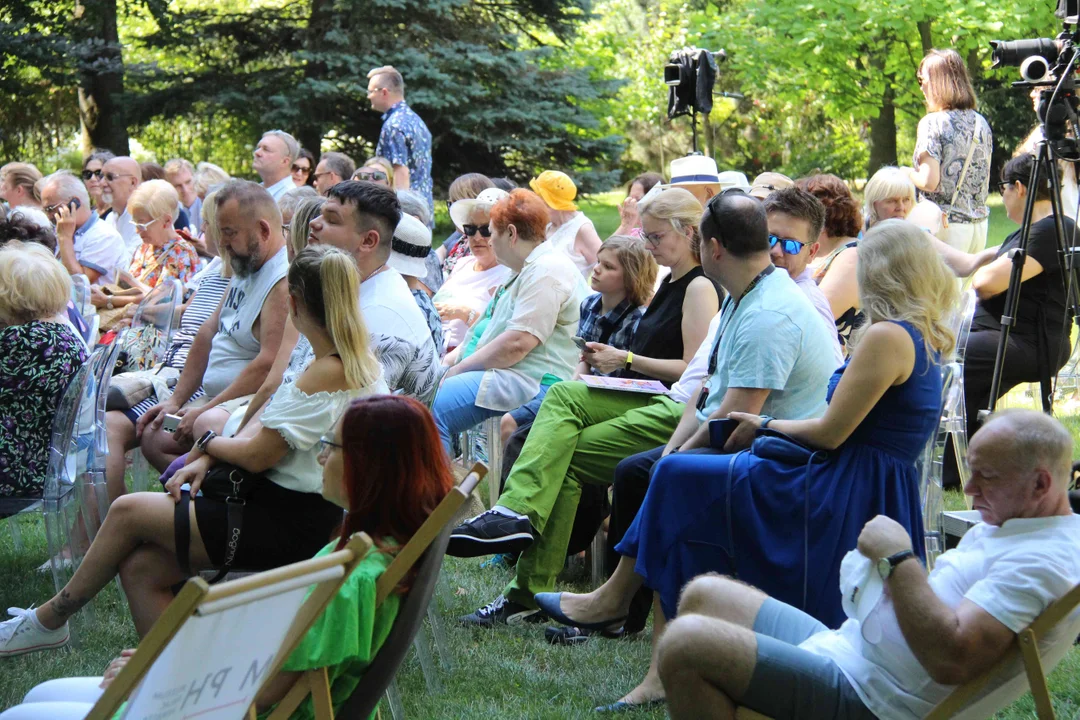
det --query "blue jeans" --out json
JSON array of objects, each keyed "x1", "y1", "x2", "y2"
[
  {"x1": 740, "y1": 598, "x2": 875, "y2": 720},
  {"x1": 432, "y1": 371, "x2": 504, "y2": 453}
]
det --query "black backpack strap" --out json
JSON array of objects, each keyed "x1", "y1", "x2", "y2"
[{"x1": 174, "y1": 490, "x2": 193, "y2": 577}]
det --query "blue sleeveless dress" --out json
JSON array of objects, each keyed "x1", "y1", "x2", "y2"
[{"x1": 617, "y1": 321, "x2": 939, "y2": 627}]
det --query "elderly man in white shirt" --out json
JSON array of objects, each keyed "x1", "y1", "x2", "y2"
[
  {"x1": 253, "y1": 130, "x2": 299, "y2": 201},
  {"x1": 656, "y1": 409, "x2": 1080, "y2": 720},
  {"x1": 39, "y1": 171, "x2": 124, "y2": 284}
]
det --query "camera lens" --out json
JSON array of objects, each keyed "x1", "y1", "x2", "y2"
[{"x1": 990, "y1": 38, "x2": 1061, "y2": 68}]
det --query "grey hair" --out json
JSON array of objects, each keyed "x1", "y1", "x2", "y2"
[
  {"x1": 396, "y1": 189, "x2": 430, "y2": 227},
  {"x1": 320, "y1": 152, "x2": 356, "y2": 182},
  {"x1": 263, "y1": 129, "x2": 300, "y2": 164},
  {"x1": 367, "y1": 65, "x2": 404, "y2": 92},
  {"x1": 42, "y1": 170, "x2": 90, "y2": 207},
  {"x1": 863, "y1": 166, "x2": 915, "y2": 229},
  {"x1": 980, "y1": 410, "x2": 1074, "y2": 486},
  {"x1": 278, "y1": 185, "x2": 319, "y2": 217}
]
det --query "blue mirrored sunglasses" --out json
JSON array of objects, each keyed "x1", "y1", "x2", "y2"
[{"x1": 768, "y1": 234, "x2": 806, "y2": 255}]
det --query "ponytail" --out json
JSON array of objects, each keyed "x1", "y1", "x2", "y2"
[
  {"x1": 288, "y1": 245, "x2": 381, "y2": 389},
  {"x1": 320, "y1": 251, "x2": 381, "y2": 389}
]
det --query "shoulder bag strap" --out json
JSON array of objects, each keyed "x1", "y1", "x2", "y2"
[{"x1": 950, "y1": 119, "x2": 980, "y2": 211}]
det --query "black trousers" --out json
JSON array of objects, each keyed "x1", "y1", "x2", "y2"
[
  {"x1": 606, "y1": 445, "x2": 718, "y2": 632},
  {"x1": 944, "y1": 327, "x2": 1063, "y2": 487}
]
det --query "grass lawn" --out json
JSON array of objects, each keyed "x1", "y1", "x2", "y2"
[{"x1": 2, "y1": 192, "x2": 1073, "y2": 718}]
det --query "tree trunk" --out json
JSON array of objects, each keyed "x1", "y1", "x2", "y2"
[
  {"x1": 917, "y1": 21, "x2": 933, "y2": 56},
  {"x1": 868, "y1": 75, "x2": 898, "y2": 173},
  {"x1": 76, "y1": 0, "x2": 128, "y2": 155},
  {"x1": 296, "y1": 0, "x2": 333, "y2": 154}
]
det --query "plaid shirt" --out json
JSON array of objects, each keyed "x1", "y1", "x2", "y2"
[{"x1": 578, "y1": 293, "x2": 645, "y2": 377}]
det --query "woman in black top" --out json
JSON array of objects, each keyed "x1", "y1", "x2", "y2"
[{"x1": 964, "y1": 152, "x2": 1073, "y2": 439}]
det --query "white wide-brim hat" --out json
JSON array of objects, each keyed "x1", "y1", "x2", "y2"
[
  {"x1": 388, "y1": 213, "x2": 433, "y2": 278},
  {"x1": 665, "y1": 154, "x2": 721, "y2": 186},
  {"x1": 449, "y1": 188, "x2": 511, "y2": 232},
  {"x1": 717, "y1": 171, "x2": 751, "y2": 191}
]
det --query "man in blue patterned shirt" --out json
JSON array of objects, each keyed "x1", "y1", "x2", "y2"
[{"x1": 367, "y1": 66, "x2": 434, "y2": 222}]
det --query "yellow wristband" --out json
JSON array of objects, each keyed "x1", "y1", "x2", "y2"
[{"x1": 625, "y1": 351, "x2": 634, "y2": 369}]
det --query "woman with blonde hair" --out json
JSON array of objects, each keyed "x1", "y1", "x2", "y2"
[
  {"x1": 192, "y1": 162, "x2": 230, "y2": 200},
  {"x1": 0, "y1": 245, "x2": 389, "y2": 657},
  {"x1": 863, "y1": 166, "x2": 916, "y2": 229},
  {"x1": 0, "y1": 242, "x2": 88, "y2": 499},
  {"x1": 542, "y1": 220, "x2": 958, "y2": 711},
  {"x1": 910, "y1": 48, "x2": 993, "y2": 253},
  {"x1": 353, "y1": 156, "x2": 395, "y2": 187},
  {"x1": 451, "y1": 186, "x2": 720, "y2": 630},
  {"x1": 0, "y1": 162, "x2": 43, "y2": 210},
  {"x1": 90, "y1": 179, "x2": 199, "y2": 313}
]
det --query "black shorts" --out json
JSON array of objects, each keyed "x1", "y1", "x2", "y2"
[{"x1": 193, "y1": 479, "x2": 343, "y2": 570}]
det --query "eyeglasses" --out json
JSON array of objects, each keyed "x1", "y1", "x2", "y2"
[
  {"x1": 104, "y1": 172, "x2": 135, "y2": 182},
  {"x1": 133, "y1": 215, "x2": 164, "y2": 232},
  {"x1": 44, "y1": 200, "x2": 78, "y2": 216},
  {"x1": 82, "y1": 169, "x2": 103, "y2": 181},
  {"x1": 291, "y1": 164, "x2": 311, "y2": 175},
  {"x1": 281, "y1": 223, "x2": 291, "y2": 237},
  {"x1": 768, "y1": 234, "x2": 807, "y2": 255},
  {"x1": 998, "y1": 181, "x2": 1015, "y2": 194},
  {"x1": 318, "y1": 435, "x2": 343, "y2": 453},
  {"x1": 367, "y1": 87, "x2": 386, "y2": 97},
  {"x1": 640, "y1": 229, "x2": 666, "y2": 248},
  {"x1": 313, "y1": 171, "x2": 332, "y2": 181},
  {"x1": 355, "y1": 171, "x2": 388, "y2": 182},
  {"x1": 462, "y1": 223, "x2": 492, "y2": 238}
]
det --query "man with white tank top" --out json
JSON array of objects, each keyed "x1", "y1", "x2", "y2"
[{"x1": 137, "y1": 181, "x2": 291, "y2": 472}]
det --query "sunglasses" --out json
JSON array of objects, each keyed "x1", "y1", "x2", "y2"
[
  {"x1": 133, "y1": 215, "x2": 164, "y2": 232},
  {"x1": 291, "y1": 164, "x2": 311, "y2": 174},
  {"x1": 82, "y1": 169, "x2": 103, "y2": 181},
  {"x1": 768, "y1": 234, "x2": 806, "y2": 255},
  {"x1": 462, "y1": 223, "x2": 492, "y2": 238},
  {"x1": 104, "y1": 172, "x2": 135, "y2": 182},
  {"x1": 319, "y1": 435, "x2": 343, "y2": 453},
  {"x1": 355, "y1": 170, "x2": 388, "y2": 182}
]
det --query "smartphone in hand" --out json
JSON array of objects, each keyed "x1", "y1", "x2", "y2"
[
  {"x1": 572, "y1": 336, "x2": 589, "y2": 351},
  {"x1": 163, "y1": 414, "x2": 183, "y2": 433},
  {"x1": 708, "y1": 418, "x2": 740, "y2": 451}
]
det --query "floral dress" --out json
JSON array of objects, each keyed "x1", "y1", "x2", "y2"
[
  {"x1": 128, "y1": 237, "x2": 200, "y2": 287},
  {"x1": 0, "y1": 321, "x2": 88, "y2": 497}
]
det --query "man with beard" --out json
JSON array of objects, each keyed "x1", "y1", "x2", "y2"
[{"x1": 136, "y1": 180, "x2": 290, "y2": 474}]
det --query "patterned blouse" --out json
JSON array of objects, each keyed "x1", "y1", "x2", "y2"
[
  {"x1": 377, "y1": 101, "x2": 434, "y2": 220},
  {"x1": 913, "y1": 109, "x2": 993, "y2": 223},
  {"x1": 128, "y1": 237, "x2": 200, "y2": 288},
  {"x1": 0, "y1": 321, "x2": 88, "y2": 497}
]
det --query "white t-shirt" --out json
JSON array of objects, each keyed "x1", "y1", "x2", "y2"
[
  {"x1": 73, "y1": 213, "x2": 125, "y2": 284},
  {"x1": 431, "y1": 256, "x2": 512, "y2": 349},
  {"x1": 361, "y1": 267, "x2": 435, "y2": 348},
  {"x1": 801, "y1": 514, "x2": 1080, "y2": 719},
  {"x1": 107, "y1": 209, "x2": 140, "y2": 269}
]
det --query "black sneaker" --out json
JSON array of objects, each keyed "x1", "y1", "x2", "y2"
[
  {"x1": 447, "y1": 510, "x2": 535, "y2": 557},
  {"x1": 459, "y1": 595, "x2": 547, "y2": 628},
  {"x1": 544, "y1": 625, "x2": 628, "y2": 646}
]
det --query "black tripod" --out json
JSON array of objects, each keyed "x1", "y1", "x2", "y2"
[{"x1": 982, "y1": 136, "x2": 1080, "y2": 418}]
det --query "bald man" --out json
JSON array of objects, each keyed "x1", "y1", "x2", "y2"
[
  {"x1": 101, "y1": 156, "x2": 143, "y2": 264},
  {"x1": 658, "y1": 409, "x2": 1080, "y2": 720}
]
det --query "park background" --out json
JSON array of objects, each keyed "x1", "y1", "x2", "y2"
[{"x1": 3, "y1": 0, "x2": 1080, "y2": 717}]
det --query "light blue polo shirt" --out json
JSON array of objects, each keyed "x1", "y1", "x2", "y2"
[{"x1": 696, "y1": 268, "x2": 837, "y2": 424}]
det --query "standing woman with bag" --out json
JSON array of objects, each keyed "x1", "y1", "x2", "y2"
[{"x1": 910, "y1": 48, "x2": 993, "y2": 253}]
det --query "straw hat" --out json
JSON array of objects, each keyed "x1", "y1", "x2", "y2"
[
  {"x1": 449, "y1": 188, "x2": 510, "y2": 232},
  {"x1": 717, "y1": 171, "x2": 751, "y2": 192},
  {"x1": 529, "y1": 170, "x2": 578, "y2": 211},
  {"x1": 388, "y1": 213, "x2": 432, "y2": 278},
  {"x1": 665, "y1": 155, "x2": 721, "y2": 187}
]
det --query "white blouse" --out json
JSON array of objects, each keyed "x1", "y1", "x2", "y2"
[{"x1": 260, "y1": 373, "x2": 389, "y2": 493}]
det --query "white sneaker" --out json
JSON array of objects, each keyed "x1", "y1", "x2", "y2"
[{"x1": 0, "y1": 606, "x2": 69, "y2": 657}]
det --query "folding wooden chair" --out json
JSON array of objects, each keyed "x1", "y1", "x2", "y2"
[
  {"x1": 733, "y1": 581, "x2": 1080, "y2": 720},
  {"x1": 83, "y1": 532, "x2": 373, "y2": 720},
  {"x1": 265, "y1": 463, "x2": 487, "y2": 720},
  {"x1": 925, "y1": 581, "x2": 1080, "y2": 720}
]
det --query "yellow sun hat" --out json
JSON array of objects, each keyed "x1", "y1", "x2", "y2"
[{"x1": 529, "y1": 170, "x2": 578, "y2": 211}]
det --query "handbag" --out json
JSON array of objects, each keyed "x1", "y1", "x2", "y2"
[
  {"x1": 750, "y1": 427, "x2": 829, "y2": 466},
  {"x1": 174, "y1": 462, "x2": 265, "y2": 583},
  {"x1": 106, "y1": 366, "x2": 179, "y2": 410},
  {"x1": 915, "y1": 122, "x2": 979, "y2": 242}
]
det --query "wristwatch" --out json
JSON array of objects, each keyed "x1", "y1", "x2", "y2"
[
  {"x1": 877, "y1": 549, "x2": 916, "y2": 581},
  {"x1": 106, "y1": 298, "x2": 114, "y2": 310},
  {"x1": 195, "y1": 430, "x2": 217, "y2": 454},
  {"x1": 760, "y1": 415, "x2": 774, "y2": 429}
]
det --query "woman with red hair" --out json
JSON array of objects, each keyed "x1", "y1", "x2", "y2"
[
  {"x1": 433, "y1": 189, "x2": 590, "y2": 450},
  {"x1": 0, "y1": 394, "x2": 454, "y2": 720}
]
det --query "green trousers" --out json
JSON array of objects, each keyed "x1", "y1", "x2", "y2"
[{"x1": 497, "y1": 381, "x2": 685, "y2": 607}]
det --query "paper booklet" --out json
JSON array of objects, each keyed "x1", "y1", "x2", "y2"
[{"x1": 578, "y1": 375, "x2": 669, "y2": 395}]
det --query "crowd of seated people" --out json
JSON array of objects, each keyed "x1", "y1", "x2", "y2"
[{"x1": 1, "y1": 51, "x2": 1079, "y2": 720}]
